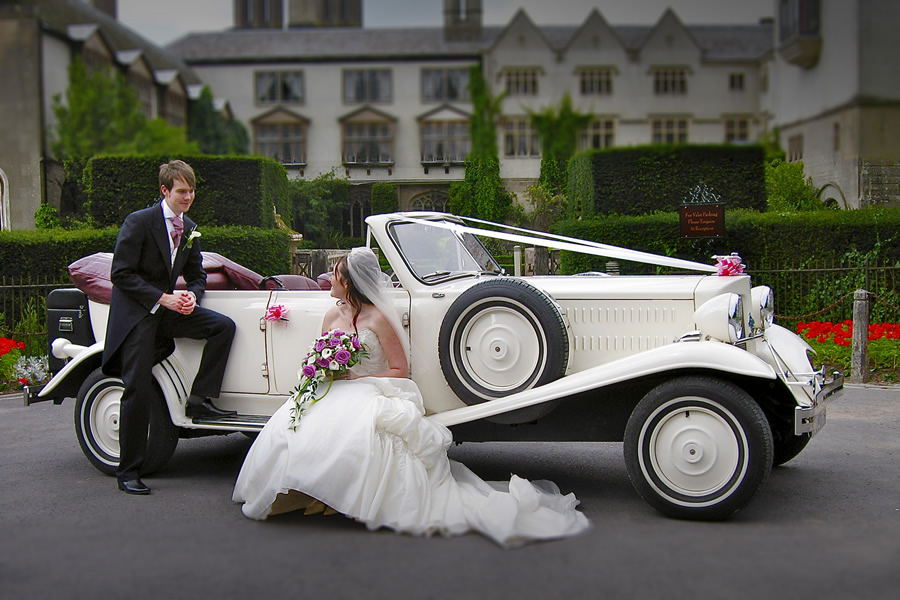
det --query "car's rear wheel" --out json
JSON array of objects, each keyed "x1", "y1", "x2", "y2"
[
  {"x1": 75, "y1": 368, "x2": 179, "y2": 476},
  {"x1": 624, "y1": 376, "x2": 773, "y2": 520},
  {"x1": 438, "y1": 279, "x2": 568, "y2": 424}
]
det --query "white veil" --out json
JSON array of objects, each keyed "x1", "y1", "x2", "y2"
[{"x1": 346, "y1": 247, "x2": 409, "y2": 359}]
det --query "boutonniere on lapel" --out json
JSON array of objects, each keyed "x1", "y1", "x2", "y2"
[{"x1": 184, "y1": 227, "x2": 201, "y2": 249}]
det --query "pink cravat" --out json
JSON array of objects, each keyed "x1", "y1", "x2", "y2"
[{"x1": 171, "y1": 214, "x2": 184, "y2": 248}]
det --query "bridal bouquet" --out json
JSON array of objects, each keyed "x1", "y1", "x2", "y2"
[{"x1": 287, "y1": 329, "x2": 367, "y2": 430}]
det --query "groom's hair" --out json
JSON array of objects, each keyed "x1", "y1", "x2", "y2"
[{"x1": 159, "y1": 160, "x2": 196, "y2": 191}]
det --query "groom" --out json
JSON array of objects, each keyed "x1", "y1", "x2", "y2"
[{"x1": 102, "y1": 160, "x2": 236, "y2": 495}]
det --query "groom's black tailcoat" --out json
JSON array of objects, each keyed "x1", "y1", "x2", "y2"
[{"x1": 102, "y1": 203, "x2": 234, "y2": 482}]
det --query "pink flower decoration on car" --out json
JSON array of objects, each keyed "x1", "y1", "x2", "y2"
[
  {"x1": 713, "y1": 254, "x2": 745, "y2": 276},
  {"x1": 265, "y1": 304, "x2": 289, "y2": 321}
]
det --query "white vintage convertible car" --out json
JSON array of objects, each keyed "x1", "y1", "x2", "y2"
[{"x1": 28, "y1": 212, "x2": 842, "y2": 520}]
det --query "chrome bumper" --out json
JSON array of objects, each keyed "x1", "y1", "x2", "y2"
[{"x1": 794, "y1": 371, "x2": 844, "y2": 436}]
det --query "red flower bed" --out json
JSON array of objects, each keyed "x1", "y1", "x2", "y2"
[
  {"x1": 796, "y1": 321, "x2": 900, "y2": 347},
  {"x1": 0, "y1": 337, "x2": 25, "y2": 356}
]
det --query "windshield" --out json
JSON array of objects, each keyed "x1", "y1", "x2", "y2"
[{"x1": 390, "y1": 220, "x2": 501, "y2": 282}]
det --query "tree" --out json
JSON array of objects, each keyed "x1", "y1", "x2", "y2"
[
  {"x1": 52, "y1": 57, "x2": 198, "y2": 159},
  {"x1": 188, "y1": 86, "x2": 249, "y2": 155},
  {"x1": 528, "y1": 93, "x2": 592, "y2": 196},
  {"x1": 449, "y1": 64, "x2": 512, "y2": 223},
  {"x1": 291, "y1": 171, "x2": 351, "y2": 246},
  {"x1": 765, "y1": 159, "x2": 824, "y2": 211}
]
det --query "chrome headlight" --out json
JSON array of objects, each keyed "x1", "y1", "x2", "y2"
[
  {"x1": 750, "y1": 286, "x2": 774, "y2": 332},
  {"x1": 694, "y1": 293, "x2": 745, "y2": 343}
]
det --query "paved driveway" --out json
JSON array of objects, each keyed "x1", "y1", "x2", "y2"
[{"x1": 1, "y1": 384, "x2": 898, "y2": 599}]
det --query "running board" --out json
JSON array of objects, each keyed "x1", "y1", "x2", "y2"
[{"x1": 189, "y1": 413, "x2": 270, "y2": 429}]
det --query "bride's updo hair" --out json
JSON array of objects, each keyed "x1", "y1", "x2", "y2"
[
  {"x1": 339, "y1": 247, "x2": 410, "y2": 358},
  {"x1": 334, "y1": 255, "x2": 373, "y2": 327}
]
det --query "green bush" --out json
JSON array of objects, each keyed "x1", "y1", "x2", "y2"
[
  {"x1": 574, "y1": 144, "x2": 766, "y2": 216},
  {"x1": 552, "y1": 207, "x2": 900, "y2": 275},
  {"x1": 0, "y1": 226, "x2": 291, "y2": 279},
  {"x1": 80, "y1": 155, "x2": 290, "y2": 228},
  {"x1": 371, "y1": 182, "x2": 398, "y2": 214},
  {"x1": 290, "y1": 171, "x2": 351, "y2": 246},
  {"x1": 765, "y1": 159, "x2": 823, "y2": 211}
]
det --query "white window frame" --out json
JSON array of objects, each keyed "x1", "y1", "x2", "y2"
[
  {"x1": 421, "y1": 120, "x2": 470, "y2": 163},
  {"x1": 422, "y1": 68, "x2": 471, "y2": 102},
  {"x1": 343, "y1": 121, "x2": 394, "y2": 164},
  {"x1": 255, "y1": 71, "x2": 304, "y2": 105},
  {"x1": 653, "y1": 68, "x2": 688, "y2": 95},
  {"x1": 651, "y1": 118, "x2": 689, "y2": 144},
  {"x1": 254, "y1": 122, "x2": 307, "y2": 165},
  {"x1": 579, "y1": 119, "x2": 616, "y2": 150},
  {"x1": 504, "y1": 69, "x2": 539, "y2": 96},
  {"x1": 503, "y1": 117, "x2": 541, "y2": 157},
  {"x1": 343, "y1": 69, "x2": 392, "y2": 104},
  {"x1": 578, "y1": 67, "x2": 614, "y2": 96}
]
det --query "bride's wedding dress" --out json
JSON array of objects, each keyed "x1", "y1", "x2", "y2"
[{"x1": 233, "y1": 328, "x2": 590, "y2": 547}]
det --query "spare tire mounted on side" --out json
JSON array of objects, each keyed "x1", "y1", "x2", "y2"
[{"x1": 438, "y1": 278, "x2": 569, "y2": 424}]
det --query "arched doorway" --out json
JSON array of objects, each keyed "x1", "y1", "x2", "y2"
[
  {"x1": 344, "y1": 187, "x2": 371, "y2": 239},
  {"x1": 409, "y1": 189, "x2": 449, "y2": 212},
  {"x1": 817, "y1": 182, "x2": 847, "y2": 209}
]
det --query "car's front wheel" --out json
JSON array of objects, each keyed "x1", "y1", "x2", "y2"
[
  {"x1": 624, "y1": 376, "x2": 773, "y2": 520},
  {"x1": 74, "y1": 368, "x2": 179, "y2": 476}
]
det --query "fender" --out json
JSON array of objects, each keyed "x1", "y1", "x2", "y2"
[
  {"x1": 38, "y1": 339, "x2": 196, "y2": 427},
  {"x1": 428, "y1": 340, "x2": 777, "y2": 427},
  {"x1": 38, "y1": 341, "x2": 105, "y2": 399}
]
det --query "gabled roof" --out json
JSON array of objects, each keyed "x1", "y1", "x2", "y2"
[
  {"x1": 339, "y1": 105, "x2": 397, "y2": 123},
  {"x1": 167, "y1": 18, "x2": 773, "y2": 66},
  {"x1": 417, "y1": 104, "x2": 471, "y2": 121},
  {"x1": 251, "y1": 106, "x2": 309, "y2": 124},
  {"x1": 563, "y1": 9, "x2": 627, "y2": 54},
  {"x1": 25, "y1": 0, "x2": 201, "y2": 84},
  {"x1": 488, "y1": 9, "x2": 555, "y2": 54},
  {"x1": 641, "y1": 8, "x2": 703, "y2": 57}
]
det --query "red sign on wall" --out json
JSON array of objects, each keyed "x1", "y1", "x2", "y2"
[{"x1": 680, "y1": 204, "x2": 724, "y2": 238}]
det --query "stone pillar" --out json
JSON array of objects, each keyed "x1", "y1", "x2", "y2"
[{"x1": 850, "y1": 289, "x2": 870, "y2": 384}]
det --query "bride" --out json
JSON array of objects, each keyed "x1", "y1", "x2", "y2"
[{"x1": 233, "y1": 247, "x2": 590, "y2": 547}]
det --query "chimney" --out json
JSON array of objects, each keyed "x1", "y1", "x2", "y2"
[
  {"x1": 444, "y1": 0, "x2": 482, "y2": 42},
  {"x1": 90, "y1": 0, "x2": 117, "y2": 20}
]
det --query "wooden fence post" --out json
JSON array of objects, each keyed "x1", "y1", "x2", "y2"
[{"x1": 850, "y1": 289, "x2": 870, "y2": 383}]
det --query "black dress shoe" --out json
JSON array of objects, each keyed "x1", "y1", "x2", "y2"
[
  {"x1": 186, "y1": 395, "x2": 237, "y2": 418},
  {"x1": 118, "y1": 479, "x2": 151, "y2": 495}
]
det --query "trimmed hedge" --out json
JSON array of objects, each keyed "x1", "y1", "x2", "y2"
[
  {"x1": 553, "y1": 207, "x2": 900, "y2": 274},
  {"x1": 83, "y1": 155, "x2": 291, "y2": 228},
  {"x1": 0, "y1": 226, "x2": 292, "y2": 280},
  {"x1": 582, "y1": 144, "x2": 766, "y2": 216}
]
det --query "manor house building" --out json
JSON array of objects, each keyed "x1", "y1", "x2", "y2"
[
  {"x1": 170, "y1": 0, "x2": 774, "y2": 235},
  {"x1": 1, "y1": 0, "x2": 897, "y2": 230}
]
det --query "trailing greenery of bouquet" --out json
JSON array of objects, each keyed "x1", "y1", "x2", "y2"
[{"x1": 288, "y1": 329, "x2": 368, "y2": 430}]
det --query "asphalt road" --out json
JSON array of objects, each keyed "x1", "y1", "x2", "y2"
[{"x1": 1, "y1": 384, "x2": 898, "y2": 600}]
